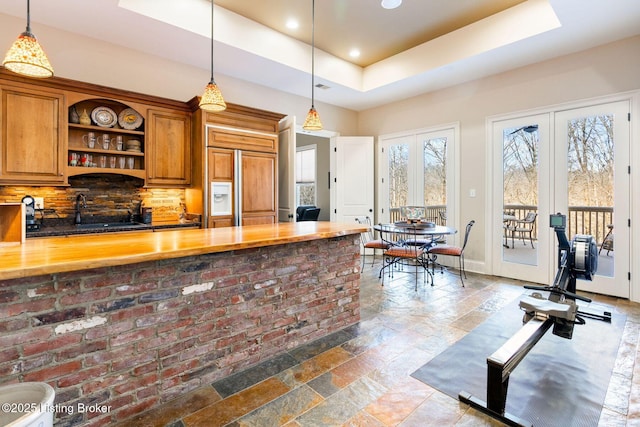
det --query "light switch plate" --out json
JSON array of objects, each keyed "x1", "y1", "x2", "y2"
[
  {"x1": 34, "y1": 197, "x2": 44, "y2": 209},
  {"x1": 469, "y1": 189, "x2": 476, "y2": 198}
]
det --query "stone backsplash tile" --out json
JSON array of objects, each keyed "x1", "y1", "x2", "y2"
[{"x1": 0, "y1": 175, "x2": 185, "y2": 222}]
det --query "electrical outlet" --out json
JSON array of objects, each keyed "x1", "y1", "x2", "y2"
[{"x1": 34, "y1": 197, "x2": 44, "y2": 210}]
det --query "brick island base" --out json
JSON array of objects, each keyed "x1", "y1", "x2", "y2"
[{"x1": 0, "y1": 235, "x2": 361, "y2": 426}]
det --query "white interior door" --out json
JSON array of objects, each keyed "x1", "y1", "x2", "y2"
[
  {"x1": 278, "y1": 116, "x2": 296, "y2": 222},
  {"x1": 332, "y1": 136, "x2": 374, "y2": 223},
  {"x1": 554, "y1": 101, "x2": 630, "y2": 298}
]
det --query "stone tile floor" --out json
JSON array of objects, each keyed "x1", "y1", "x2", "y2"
[{"x1": 119, "y1": 260, "x2": 640, "y2": 426}]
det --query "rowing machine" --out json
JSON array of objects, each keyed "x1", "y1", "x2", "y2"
[{"x1": 459, "y1": 213, "x2": 611, "y2": 426}]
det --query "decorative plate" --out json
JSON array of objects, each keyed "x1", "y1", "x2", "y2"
[
  {"x1": 118, "y1": 108, "x2": 144, "y2": 130},
  {"x1": 91, "y1": 106, "x2": 118, "y2": 128}
]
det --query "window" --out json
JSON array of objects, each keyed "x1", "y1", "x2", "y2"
[
  {"x1": 381, "y1": 127, "x2": 455, "y2": 225},
  {"x1": 296, "y1": 145, "x2": 316, "y2": 206}
]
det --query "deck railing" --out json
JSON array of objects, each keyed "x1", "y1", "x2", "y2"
[
  {"x1": 389, "y1": 205, "x2": 447, "y2": 225},
  {"x1": 503, "y1": 205, "x2": 613, "y2": 244},
  {"x1": 390, "y1": 205, "x2": 614, "y2": 245}
]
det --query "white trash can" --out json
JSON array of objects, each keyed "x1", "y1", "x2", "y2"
[{"x1": 0, "y1": 382, "x2": 55, "y2": 427}]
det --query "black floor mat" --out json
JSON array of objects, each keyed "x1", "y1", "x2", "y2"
[{"x1": 411, "y1": 296, "x2": 624, "y2": 426}]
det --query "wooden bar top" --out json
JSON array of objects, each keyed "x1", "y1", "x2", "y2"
[{"x1": 0, "y1": 221, "x2": 367, "y2": 281}]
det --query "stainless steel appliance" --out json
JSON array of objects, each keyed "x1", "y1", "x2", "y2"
[{"x1": 21, "y1": 195, "x2": 40, "y2": 231}]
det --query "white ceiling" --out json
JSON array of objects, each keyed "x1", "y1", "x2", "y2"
[{"x1": 0, "y1": 0, "x2": 639, "y2": 111}]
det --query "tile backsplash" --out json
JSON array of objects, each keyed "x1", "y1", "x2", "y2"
[{"x1": 0, "y1": 175, "x2": 186, "y2": 223}]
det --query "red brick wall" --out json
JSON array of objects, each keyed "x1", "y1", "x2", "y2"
[{"x1": 0, "y1": 235, "x2": 361, "y2": 426}]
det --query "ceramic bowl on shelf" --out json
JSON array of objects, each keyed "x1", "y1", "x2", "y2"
[{"x1": 126, "y1": 139, "x2": 142, "y2": 152}]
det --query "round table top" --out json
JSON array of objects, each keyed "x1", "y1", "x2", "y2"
[{"x1": 374, "y1": 223, "x2": 457, "y2": 236}]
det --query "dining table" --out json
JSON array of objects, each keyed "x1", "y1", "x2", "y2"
[
  {"x1": 373, "y1": 221, "x2": 458, "y2": 286},
  {"x1": 373, "y1": 222, "x2": 457, "y2": 244}
]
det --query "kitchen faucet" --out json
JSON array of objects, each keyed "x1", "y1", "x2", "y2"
[{"x1": 75, "y1": 194, "x2": 86, "y2": 224}]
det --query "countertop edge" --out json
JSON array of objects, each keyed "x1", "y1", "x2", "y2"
[{"x1": 1, "y1": 222, "x2": 367, "y2": 281}]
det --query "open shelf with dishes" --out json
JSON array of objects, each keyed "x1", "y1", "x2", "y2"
[{"x1": 67, "y1": 99, "x2": 145, "y2": 179}]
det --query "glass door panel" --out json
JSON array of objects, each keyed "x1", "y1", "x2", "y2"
[
  {"x1": 422, "y1": 136, "x2": 447, "y2": 224},
  {"x1": 388, "y1": 142, "x2": 409, "y2": 220},
  {"x1": 492, "y1": 114, "x2": 551, "y2": 285},
  {"x1": 502, "y1": 124, "x2": 539, "y2": 266},
  {"x1": 555, "y1": 101, "x2": 630, "y2": 297}
]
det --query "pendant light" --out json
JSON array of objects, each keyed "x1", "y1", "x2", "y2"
[
  {"x1": 302, "y1": 0, "x2": 322, "y2": 131},
  {"x1": 2, "y1": 0, "x2": 54, "y2": 78},
  {"x1": 199, "y1": 0, "x2": 226, "y2": 112}
]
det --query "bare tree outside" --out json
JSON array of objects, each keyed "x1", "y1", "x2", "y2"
[
  {"x1": 423, "y1": 137, "x2": 447, "y2": 205},
  {"x1": 388, "y1": 139, "x2": 448, "y2": 211},
  {"x1": 567, "y1": 114, "x2": 614, "y2": 207},
  {"x1": 502, "y1": 115, "x2": 614, "y2": 240},
  {"x1": 388, "y1": 144, "x2": 408, "y2": 209},
  {"x1": 503, "y1": 127, "x2": 538, "y2": 207}
]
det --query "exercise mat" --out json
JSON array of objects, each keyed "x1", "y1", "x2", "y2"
[{"x1": 411, "y1": 295, "x2": 625, "y2": 427}]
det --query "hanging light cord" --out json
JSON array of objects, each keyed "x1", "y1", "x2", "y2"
[
  {"x1": 310, "y1": 0, "x2": 316, "y2": 108},
  {"x1": 209, "y1": 0, "x2": 215, "y2": 83},
  {"x1": 25, "y1": 0, "x2": 33, "y2": 35}
]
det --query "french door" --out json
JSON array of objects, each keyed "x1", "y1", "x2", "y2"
[
  {"x1": 379, "y1": 126, "x2": 458, "y2": 237},
  {"x1": 492, "y1": 100, "x2": 630, "y2": 297},
  {"x1": 554, "y1": 101, "x2": 630, "y2": 297}
]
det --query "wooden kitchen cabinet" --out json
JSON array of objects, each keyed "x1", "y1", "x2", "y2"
[
  {"x1": 208, "y1": 147, "x2": 234, "y2": 181},
  {"x1": 0, "y1": 83, "x2": 66, "y2": 185},
  {"x1": 146, "y1": 109, "x2": 191, "y2": 187},
  {"x1": 240, "y1": 151, "x2": 277, "y2": 225}
]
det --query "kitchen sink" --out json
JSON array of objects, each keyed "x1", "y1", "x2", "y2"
[{"x1": 75, "y1": 222, "x2": 146, "y2": 229}]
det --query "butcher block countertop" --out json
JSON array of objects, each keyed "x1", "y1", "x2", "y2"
[{"x1": 0, "y1": 221, "x2": 367, "y2": 281}]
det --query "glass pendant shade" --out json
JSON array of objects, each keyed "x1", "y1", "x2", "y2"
[
  {"x1": 3, "y1": 31, "x2": 54, "y2": 79},
  {"x1": 303, "y1": 106, "x2": 322, "y2": 131},
  {"x1": 200, "y1": 0, "x2": 226, "y2": 112},
  {"x1": 199, "y1": 80, "x2": 227, "y2": 112}
]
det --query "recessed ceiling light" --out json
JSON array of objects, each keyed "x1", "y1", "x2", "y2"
[
  {"x1": 349, "y1": 49, "x2": 361, "y2": 58},
  {"x1": 286, "y1": 19, "x2": 299, "y2": 30},
  {"x1": 381, "y1": 0, "x2": 402, "y2": 9}
]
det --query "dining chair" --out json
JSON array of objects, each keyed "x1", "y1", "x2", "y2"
[
  {"x1": 355, "y1": 217, "x2": 391, "y2": 270},
  {"x1": 428, "y1": 220, "x2": 475, "y2": 286},
  {"x1": 512, "y1": 212, "x2": 537, "y2": 248},
  {"x1": 438, "y1": 210, "x2": 447, "y2": 224},
  {"x1": 378, "y1": 224, "x2": 432, "y2": 290},
  {"x1": 599, "y1": 224, "x2": 614, "y2": 255}
]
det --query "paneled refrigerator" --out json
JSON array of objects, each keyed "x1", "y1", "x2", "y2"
[{"x1": 207, "y1": 147, "x2": 277, "y2": 227}]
